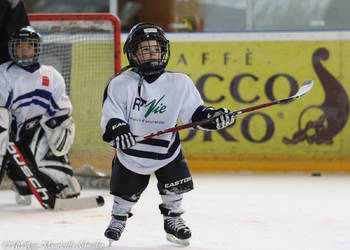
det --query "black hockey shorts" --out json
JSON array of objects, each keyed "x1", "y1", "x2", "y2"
[{"x1": 110, "y1": 151, "x2": 194, "y2": 202}]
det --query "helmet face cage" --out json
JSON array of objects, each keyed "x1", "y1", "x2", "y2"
[
  {"x1": 124, "y1": 23, "x2": 170, "y2": 76},
  {"x1": 8, "y1": 26, "x2": 41, "y2": 67}
]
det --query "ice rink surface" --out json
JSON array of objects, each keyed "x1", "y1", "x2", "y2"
[{"x1": 1, "y1": 173, "x2": 350, "y2": 250}]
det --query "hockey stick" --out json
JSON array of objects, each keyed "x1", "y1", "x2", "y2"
[
  {"x1": 135, "y1": 80, "x2": 314, "y2": 142},
  {"x1": 7, "y1": 141, "x2": 55, "y2": 209},
  {"x1": 6, "y1": 141, "x2": 104, "y2": 210}
]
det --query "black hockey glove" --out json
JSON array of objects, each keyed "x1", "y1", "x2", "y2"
[
  {"x1": 198, "y1": 108, "x2": 236, "y2": 130},
  {"x1": 103, "y1": 119, "x2": 136, "y2": 150}
]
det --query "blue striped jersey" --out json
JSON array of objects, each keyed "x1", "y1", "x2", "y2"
[{"x1": 0, "y1": 62, "x2": 72, "y2": 137}]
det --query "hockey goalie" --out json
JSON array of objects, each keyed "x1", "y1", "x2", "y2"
[{"x1": 0, "y1": 26, "x2": 81, "y2": 207}]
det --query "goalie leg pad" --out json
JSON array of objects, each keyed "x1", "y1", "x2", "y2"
[
  {"x1": 0, "y1": 106, "x2": 10, "y2": 184},
  {"x1": 18, "y1": 123, "x2": 80, "y2": 198},
  {"x1": 39, "y1": 168, "x2": 81, "y2": 198},
  {"x1": 40, "y1": 109, "x2": 75, "y2": 157},
  {"x1": 6, "y1": 161, "x2": 32, "y2": 195},
  {"x1": 0, "y1": 108, "x2": 11, "y2": 156},
  {"x1": 0, "y1": 159, "x2": 5, "y2": 185}
]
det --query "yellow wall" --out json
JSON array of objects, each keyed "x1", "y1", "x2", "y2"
[
  {"x1": 165, "y1": 39, "x2": 350, "y2": 173},
  {"x1": 71, "y1": 33, "x2": 350, "y2": 173}
]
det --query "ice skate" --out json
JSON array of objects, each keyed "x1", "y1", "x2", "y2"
[
  {"x1": 11, "y1": 184, "x2": 32, "y2": 206},
  {"x1": 164, "y1": 216, "x2": 191, "y2": 246},
  {"x1": 15, "y1": 191, "x2": 32, "y2": 206},
  {"x1": 104, "y1": 215, "x2": 127, "y2": 244}
]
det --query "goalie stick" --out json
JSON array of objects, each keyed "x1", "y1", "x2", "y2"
[
  {"x1": 6, "y1": 141, "x2": 104, "y2": 210},
  {"x1": 135, "y1": 80, "x2": 314, "y2": 142}
]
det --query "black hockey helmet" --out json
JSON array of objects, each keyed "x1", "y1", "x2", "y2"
[
  {"x1": 123, "y1": 23, "x2": 170, "y2": 76},
  {"x1": 8, "y1": 26, "x2": 41, "y2": 67}
]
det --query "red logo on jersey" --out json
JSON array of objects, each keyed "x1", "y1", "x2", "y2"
[{"x1": 42, "y1": 76, "x2": 50, "y2": 86}]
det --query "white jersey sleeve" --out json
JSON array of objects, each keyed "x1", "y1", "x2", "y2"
[
  {"x1": 178, "y1": 74, "x2": 204, "y2": 124},
  {"x1": 0, "y1": 62, "x2": 13, "y2": 107},
  {"x1": 101, "y1": 76, "x2": 129, "y2": 132},
  {"x1": 50, "y1": 67, "x2": 72, "y2": 114}
]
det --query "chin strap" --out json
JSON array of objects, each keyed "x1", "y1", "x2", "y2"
[{"x1": 137, "y1": 76, "x2": 147, "y2": 104}]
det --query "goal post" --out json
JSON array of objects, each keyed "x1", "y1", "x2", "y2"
[{"x1": 29, "y1": 13, "x2": 121, "y2": 173}]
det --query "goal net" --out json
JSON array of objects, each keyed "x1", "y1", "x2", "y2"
[{"x1": 29, "y1": 14, "x2": 121, "y2": 174}]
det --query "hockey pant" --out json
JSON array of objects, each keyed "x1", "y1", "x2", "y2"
[
  {"x1": 5, "y1": 116, "x2": 81, "y2": 198},
  {"x1": 109, "y1": 150, "x2": 193, "y2": 217}
]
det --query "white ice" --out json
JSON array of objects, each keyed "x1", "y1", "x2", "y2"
[{"x1": 1, "y1": 173, "x2": 350, "y2": 250}]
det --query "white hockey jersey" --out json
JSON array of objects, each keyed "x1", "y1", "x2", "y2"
[
  {"x1": 0, "y1": 62, "x2": 72, "y2": 136},
  {"x1": 101, "y1": 70, "x2": 203, "y2": 174}
]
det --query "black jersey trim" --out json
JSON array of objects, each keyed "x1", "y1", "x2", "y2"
[
  {"x1": 137, "y1": 137, "x2": 170, "y2": 147},
  {"x1": 102, "y1": 79, "x2": 112, "y2": 106},
  {"x1": 122, "y1": 132, "x2": 180, "y2": 160}
]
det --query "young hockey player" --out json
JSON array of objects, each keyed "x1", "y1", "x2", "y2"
[
  {"x1": 0, "y1": 26, "x2": 81, "y2": 206},
  {"x1": 101, "y1": 23, "x2": 235, "y2": 246}
]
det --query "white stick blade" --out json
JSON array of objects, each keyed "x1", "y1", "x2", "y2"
[
  {"x1": 54, "y1": 195, "x2": 104, "y2": 211},
  {"x1": 295, "y1": 80, "x2": 314, "y2": 97}
]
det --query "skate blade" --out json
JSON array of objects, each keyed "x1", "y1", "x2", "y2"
[{"x1": 166, "y1": 234, "x2": 190, "y2": 246}]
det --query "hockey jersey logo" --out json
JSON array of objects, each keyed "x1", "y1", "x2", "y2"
[
  {"x1": 42, "y1": 76, "x2": 50, "y2": 86},
  {"x1": 144, "y1": 95, "x2": 167, "y2": 118},
  {"x1": 132, "y1": 95, "x2": 167, "y2": 118}
]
